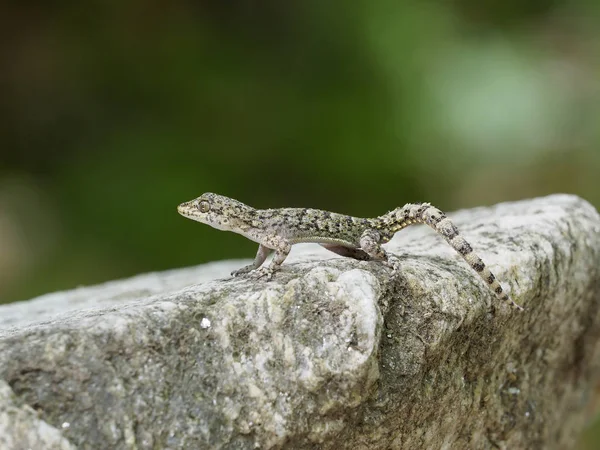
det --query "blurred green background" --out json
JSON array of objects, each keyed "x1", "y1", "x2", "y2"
[{"x1": 1, "y1": 0, "x2": 599, "y2": 446}]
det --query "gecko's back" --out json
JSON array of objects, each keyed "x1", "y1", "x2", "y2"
[{"x1": 257, "y1": 207, "x2": 371, "y2": 245}]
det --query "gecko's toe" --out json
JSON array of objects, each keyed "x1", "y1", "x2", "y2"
[
  {"x1": 248, "y1": 267, "x2": 276, "y2": 281},
  {"x1": 385, "y1": 255, "x2": 402, "y2": 276},
  {"x1": 231, "y1": 265, "x2": 254, "y2": 277}
]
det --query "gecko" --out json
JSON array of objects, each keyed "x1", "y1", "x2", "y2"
[{"x1": 177, "y1": 193, "x2": 522, "y2": 310}]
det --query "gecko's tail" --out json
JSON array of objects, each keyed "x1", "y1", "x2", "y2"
[{"x1": 391, "y1": 203, "x2": 523, "y2": 310}]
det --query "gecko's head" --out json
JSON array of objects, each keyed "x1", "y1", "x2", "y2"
[{"x1": 177, "y1": 193, "x2": 253, "y2": 232}]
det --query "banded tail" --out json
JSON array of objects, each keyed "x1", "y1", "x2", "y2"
[{"x1": 384, "y1": 203, "x2": 523, "y2": 310}]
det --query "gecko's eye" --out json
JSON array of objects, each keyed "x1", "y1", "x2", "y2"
[{"x1": 197, "y1": 200, "x2": 210, "y2": 213}]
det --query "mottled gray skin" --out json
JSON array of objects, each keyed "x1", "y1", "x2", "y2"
[{"x1": 178, "y1": 193, "x2": 522, "y2": 309}]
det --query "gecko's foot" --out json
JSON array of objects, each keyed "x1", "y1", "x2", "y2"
[
  {"x1": 248, "y1": 266, "x2": 277, "y2": 281},
  {"x1": 231, "y1": 265, "x2": 254, "y2": 277},
  {"x1": 384, "y1": 255, "x2": 402, "y2": 277}
]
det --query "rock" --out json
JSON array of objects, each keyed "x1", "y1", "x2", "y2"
[
  {"x1": 0, "y1": 379, "x2": 76, "y2": 450},
  {"x1": 0, "y1": 194, "x2": 599, "y2": 449}
]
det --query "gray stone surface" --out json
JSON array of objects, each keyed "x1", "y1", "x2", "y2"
[
  {"x1": 0, "y1": 379, "x2": 76, "y2": 450},
  {"x1": 0, "y1": 194, "x2": 599, "y2": 449}
]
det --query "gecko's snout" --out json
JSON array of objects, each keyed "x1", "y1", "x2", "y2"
[{"x1": 177, "y1": 201, "x2": 194, "y2": 217}]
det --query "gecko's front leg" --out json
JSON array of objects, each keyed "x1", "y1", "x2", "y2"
[
  {"x1": 360, "y1": 229, "x2": 401, "y2": 274},
  {"x1": 234, "y1": 235, "x2": 292, "y2": 281},
  {"x1": 231, "y1": 244, "x2": 272, "y2": 277}
]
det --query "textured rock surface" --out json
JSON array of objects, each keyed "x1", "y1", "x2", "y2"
[
  {"x1": 0, "y1": 379, "x2": 75, "y2": 450},
  {"x1": 0, "y1": 194, "x2": 599, "y2": 449}
]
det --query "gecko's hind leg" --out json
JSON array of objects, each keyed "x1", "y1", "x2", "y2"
[
  {"x1": 320, "y1": 244, "x2": 372, "y2": 261},
  {"x1": 359, "y1": 229, "x2": 401, "y2": 274}
]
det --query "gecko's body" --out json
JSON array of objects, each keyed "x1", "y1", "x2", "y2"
[{"x1": 178, "y1": 193, "x2": 522, "y2": 310}]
